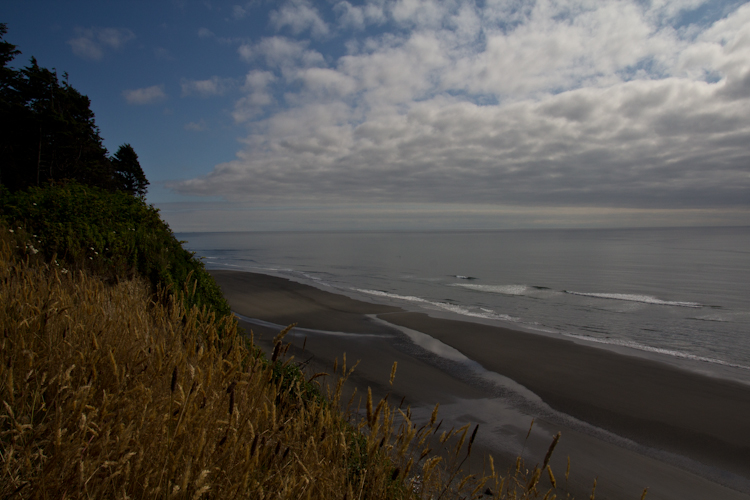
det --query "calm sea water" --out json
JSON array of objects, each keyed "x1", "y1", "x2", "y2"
[{"x1": 179, "y1": 227, "x2": 750, "y2": 379}]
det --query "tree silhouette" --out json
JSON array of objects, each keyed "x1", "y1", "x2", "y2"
[
  {"x1": 112, "y1": 143, "x2": 149, "y2": 197},
  {"x1": 0, "y1": 24, "x2": 147, "y2": 196},
  {"x1": 0, "y1": 23, "x2": 20, "y2": 89}
]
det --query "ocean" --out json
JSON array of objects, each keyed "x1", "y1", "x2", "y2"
[{"x1": 179, "y1": 226, "x2": 750, "y2": 384}]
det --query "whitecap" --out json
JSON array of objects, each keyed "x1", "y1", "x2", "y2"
[
  {"x1": 451, "y1": 283, "x2": 530, "y2": 296},
  {"x1": 564, "y1": 291, "x2": 701, "y2": 308},
  {"x1": 353, "y1": 288, "x2": 429, "y2": 303},
  {"x1": 354, "y1": 288, "x2": 518, "y2": 322},
  {"x1": 562, "y1": 333, "x2": 750, "y2": 370}
]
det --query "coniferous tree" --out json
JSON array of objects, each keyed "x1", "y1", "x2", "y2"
[
  {"x1": 0, "y1": 23, "x2": 24, "y2": 188},
  {"x1": 0, "y1": 23, "x2": 20, "y2": 89},
  {"x1": 2, "y1": 57, "x2": 113, "y2": 191},
  {"x1": 0, "y1": 24, "x2": 145, "y2": 195},
  {"x1": 112, "y1": 143, "x2": 149, "y2": 197}
]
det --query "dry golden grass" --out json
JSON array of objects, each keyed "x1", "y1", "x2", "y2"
[{"x1": 0, "y1": 230, "x2": 597, "y2": 499}]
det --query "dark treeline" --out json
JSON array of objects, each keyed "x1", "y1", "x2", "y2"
[
  {"x1": 0, "y1": 23, "x2": 148, "y2": 196},
  {"x1": 0, "y1": 23, "x2": 231, "y2": 316}
]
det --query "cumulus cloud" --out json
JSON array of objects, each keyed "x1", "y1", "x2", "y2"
[
  {"x1": 296, "y1": 67, "x2": 358, "y2": 98},
  {"x1": 270, "y1": 0, "x2": 329, "y2": 38},
  {"x1": 233, "y1": 71, "x2": 277, "y2": 123},
  {"x1": 181, "y1": 76, "x2": 236, "y2": 97},
  {"x1": 238, "y1": 36, "x2": 325, "y2": 69},
  {"x1": 334, "y1": 1, "x2": 387, "y2": 29},
  {"x1": 232, "y1": 5, "x2": 247, "y2": 20},
  {"x1": 123, "y1": 85, "x2": 167, "y2": 105},
  {"x1": 174, "y1": 0, "x2": 750, "y2": 211},
  {"x1": 177, "y1": 82, "x2": 750, "y2": 207},
  {"x1": 391, "y1": 0, "x2": 448, "y2": 29},
  {"x1": 185, "y1": 119, "x2": 208, "y2": 131},
  {"x1": 68, "y1": 27, "x2": 135, "y2": 60}
]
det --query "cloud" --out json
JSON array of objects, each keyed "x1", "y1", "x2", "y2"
[
  {"x1": 158, "y1": 201, "x2": 750, "y2": 232},
  {"x1": 334, "y1": 1, "x2": 387, "y2": 30},
  {"x1": 123, "y1": 85, "x2": 167, "y2": 105},
  {"x1": 174, "y1": 0, "x2": 750, "y2": 212},
  {"x1": 181, "y1": 76, "x2": 236, "y2": 97},
  {"x1": 232, "y1": 5, "x2": 247, "y2": 20},
  {"x1": 198, "y1": 27, "x2": 215, "y2": 38},
  {"x1": 238, "y1": 36, "x2": 325, "y2": 69},
  {"x1": 68, "y1": 27, "x2": 135, "y2": 61},
  {"x1": 391, "y1": 0, "x2": 448, "y2": 29},
  {"x1": 175, "y1": 79, "x2": 750, "y2": 208},
  {"x1": 232, "y1": 71, "x2": 277, "y2": 123},
  {"x1": 270, "y1": 0, "x2": 329, "y2": 38},
  {"x1": 296, "y1": 67, "x2": 357, "y2": 98},
  {"x1": 185, "y1": 119, "x2": 208, "y2": 131}
]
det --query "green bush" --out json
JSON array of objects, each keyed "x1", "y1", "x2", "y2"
[{"x1": 0, "y1": 181, "x2": 230, "y2": 317}]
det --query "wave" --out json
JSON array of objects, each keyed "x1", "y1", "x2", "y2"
[
  {"x1": 564, "y1": 291, "x2": 702, "y2": 308},
  {"x1": 353, "y1": 289, "x2": 429, "y2": 304},
  {"x1": 447, "y1": 283, "x2": 702, "y2": 310},
  {"x1": 689, "y1": 316, "x2": 730, "y2": 323},
  {"x1": 250, "y1": 265, "x2": 294, "y2": 273},
  {"x1": 370, "y1": 315, "x2": 544, "y2": 404},
  {"x1": 354, "y1": 288, "x2": 518, "y2": 322},
  {"x1": 562, "y1": 333, "x2": 750, "y2": 371},
  {"x1": 294, "y1": 271, "x2": 337, "y2": 288},
  {"x1": 451, "y1": 283, "x2": 530, "y2": 296},
  {"x1": 690, "y1": 310, "x2": 747, "y2": 323}
]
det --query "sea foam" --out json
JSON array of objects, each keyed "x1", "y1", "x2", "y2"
[
  {"x1": 451, "y1": 283, "x2": 530, "y2": 295},
  {"x1": 564, "y1": 291, "x2": 701, "y2": 308},
  {"x1": 562, "y1": 333, "x2": 750, "y2": 370},
  {"x1": 354, "y1": 288, "x2": 517, "y2": 322}
]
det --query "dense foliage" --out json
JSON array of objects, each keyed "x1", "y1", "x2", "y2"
[
  {"x1": 0, "y1": 24, "x2": 148, "y2": 195},
  {"x1": 0, "y1": 182, "x2": 230, "y2": 317},
  {"x1": 0, "y1": 239, "x2": 415, "y2": 499},
  {"x1": 0, "y1": 23, "x2": 204, "y2": 311}
]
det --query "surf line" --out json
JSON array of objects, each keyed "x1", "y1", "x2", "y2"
[{"x1": 368, "y1": 314, "x2": 544, "y2": 406}]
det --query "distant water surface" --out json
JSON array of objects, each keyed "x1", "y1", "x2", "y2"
[{"x1": 179, "y1": 227, "x2": 750, "y2": 381}]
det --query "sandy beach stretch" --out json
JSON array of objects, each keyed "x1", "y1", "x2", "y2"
[{"x1": 211, "y1": 270, "x2": 750, "y2": 500}]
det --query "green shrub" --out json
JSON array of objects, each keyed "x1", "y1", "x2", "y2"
[{"x1": 0, "y1": 181, "x2": 229, "y2": 317}]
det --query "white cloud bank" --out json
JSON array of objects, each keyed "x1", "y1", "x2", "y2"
[{"x1": 173, "y1": 0, "x2": 750, "y2": 214}]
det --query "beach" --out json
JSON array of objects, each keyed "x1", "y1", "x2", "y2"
[{"x1": 211, "y1": 270, "x2": 750, "y2": 499}]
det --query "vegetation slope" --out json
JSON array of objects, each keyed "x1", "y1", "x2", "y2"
[
  {"x1": 0, "y1": 188, "x2": 572, "y2": 499},
  {"x1": 0, "y1": 22, "x2": 582, "y2": 500}
]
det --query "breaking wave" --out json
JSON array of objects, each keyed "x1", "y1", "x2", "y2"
[
  {"x1": 563, "y1": 333, "x2": 750, "y2": 370},
  {"x1": 564, "y1": 291, "x2": 701, "y2": 308},
  {"x1": 451, "y1": 283, "x2": 531, "y2": 295},
  {"x1": 353, "y1": 288, "x2": 518, "y2": 322}
]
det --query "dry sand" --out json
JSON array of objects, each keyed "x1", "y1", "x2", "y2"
[{"x1": 211, "y1": 270, "x2": 750, "y2": 499}]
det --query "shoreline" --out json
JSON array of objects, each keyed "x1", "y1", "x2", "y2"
[{"x1": 210, "y1": 269, "x2": 750, "y2": 499}]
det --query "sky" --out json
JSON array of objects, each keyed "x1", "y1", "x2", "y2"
[{"x1": 4, "y1": 0, "x2": 750, "y2": 231}]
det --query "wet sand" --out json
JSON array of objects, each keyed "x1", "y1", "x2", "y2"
[{"x1": 211, "y1": 270, "x2": 750, "y2": 499}]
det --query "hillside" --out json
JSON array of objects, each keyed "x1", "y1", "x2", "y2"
[{"x1": 0, "y1": 185, "x2": 567, "y2": 499}]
